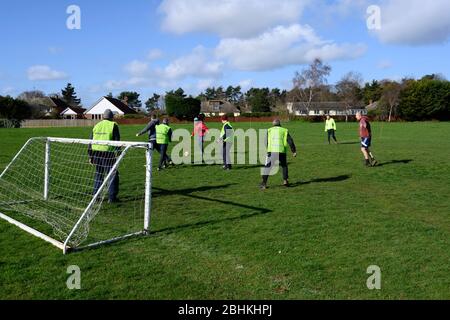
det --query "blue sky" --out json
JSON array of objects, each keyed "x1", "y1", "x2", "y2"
[{"x1": 0, "y1": 0, "x2": 449, "y2": 106}]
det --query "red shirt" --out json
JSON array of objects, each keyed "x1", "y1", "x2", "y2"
[
  {"x1": 192, "y1": 122, "x2": 209, "y2": 137},
  {"x1": 359, "y1": 116, "x2": 372, "y2": 138}
]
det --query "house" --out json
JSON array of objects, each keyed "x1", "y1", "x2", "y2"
[
  {"x1": 60, "y1": 106, "x2": 86, "y2": 119},
  {"x1": 286, "y1": 102, "x2": 367, "y2": 117},
  {"x1": 40, "y1": 97, "x2": 71, "y2": 117},
  {"x1": 84, "y1": 96, "x2": 138, "y2": 120},
  {"x1": 201, "y1": 100, "x2": 241, "y2": 117}
]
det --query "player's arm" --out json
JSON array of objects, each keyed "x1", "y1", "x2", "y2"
[
  {"x1": 88, "y1": 132, "x2": 94, "y2": 164},
  {"x1": 136, "y1": 121, "x2": 152, "y2": 137},
  {"x1": 168, "y1": 128, "x2": 173, "y2": 143},
  {"x1": 113, "y1": 124, "x2": 122, "y2": 154},
  {"x1": 287, "y1": 133, "x2": 297, "y2": 157}
]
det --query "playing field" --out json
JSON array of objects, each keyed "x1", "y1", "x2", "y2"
[{"x1": 0, "y1": 122, "x2": 449, "y2": 299}]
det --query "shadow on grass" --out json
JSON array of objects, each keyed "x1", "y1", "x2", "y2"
[
  {"x1": 376, "y1": 159, "x2": 413, "y2": 167},
  {"x1": 151, "y1": 184, "x2": 272, "y2": 235},
  {"x1": 337, "y1": 141, "x2": 360, "y2": 145},
  {"x1": 289, "y1": 174, "x2": 351, "y2": 187}
]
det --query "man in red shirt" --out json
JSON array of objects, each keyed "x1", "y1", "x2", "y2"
[
  {"x1": 356, "y1": 112, "x2": 378, "y2": 167},
  {"x1": 192, "y1": 114, "x2": 209, "y2": 163}
]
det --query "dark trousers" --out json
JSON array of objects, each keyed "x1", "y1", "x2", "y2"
[
  {"x1": 222, "y1": 142, "x2": 232, "y2": 168},
  {"x1": 155, "y1": 143, "x2": 171, "y2": 169},
  {"x1": 327, "y1": 129, "x2": 337, "y2": 143},
  {"x1": 197, "y1": 136, "x2": 204, "y2": 162},
  {"x1": 262, "y1": 152, "x2": 288, "y2": 184},
  {"x1": 93, "y1": 153, "x2": 119, "y2": 201}
]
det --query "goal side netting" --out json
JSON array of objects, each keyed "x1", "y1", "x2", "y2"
[{"x1": 0, "y1": 137, "x2": 153, "y2": 254}]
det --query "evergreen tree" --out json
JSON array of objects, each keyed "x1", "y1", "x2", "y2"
[{"x1": 61, "y1": 83, "x2": 81, "y2": 107}]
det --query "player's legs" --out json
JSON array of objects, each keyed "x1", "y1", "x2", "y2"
[
  {"x1": 327, "y1": 130, "x2": 332, "y2": 144},
  {"x1": 158, "y1": 144, "x2": 167, "y2": 170},
  {"x1": 331, "y1": 129, "x2": 338, "y2": 143},
  {"x1": 368, "y1": 148, "x2": 378, "y2": 166},
  {"x1": 261, "y1": 152, "x2": 282, "y2": 189},
  {"x1": 93, "y1": 155, "x2": 107, "y2": 195},
  {"x1": 109, "y1": 171, "x2": 119, "y2": 202},
  {"x1": 279, "y1": 153, "x2": 289, "y2": 186},
  {"x1": 223, "y1": 142, "x2": 232, "y2": 169}
]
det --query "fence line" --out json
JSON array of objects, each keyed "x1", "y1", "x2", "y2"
[{"x1": 21, "y1": 119, "x2": 101, "y2": 128}]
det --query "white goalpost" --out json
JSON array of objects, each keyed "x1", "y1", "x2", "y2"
[{"x1": 0, "y1": 137, "x2": 153, "y2": 254}]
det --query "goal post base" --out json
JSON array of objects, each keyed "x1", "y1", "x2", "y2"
[
  {"x1": 72, "y1": 231, "x2": 147, "y2": 253},
  {"x1": 0, "y1": 211, "x2": 66, "y2": 251}
]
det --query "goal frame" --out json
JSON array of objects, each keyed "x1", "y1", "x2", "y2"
[{"x1": 0, "y1": 137, "x2": 154, "y2": 254}]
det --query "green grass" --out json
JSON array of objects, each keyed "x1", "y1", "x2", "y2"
[{"x1": 0, "y1": 122, "x2": 449, "y2": 299}]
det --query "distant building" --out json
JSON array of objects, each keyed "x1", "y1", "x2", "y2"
[
  {"x1": 286, "y1": 102, "x2": 367, "y2": 117},
  {"x1": 201, "y1": 100, "x2": 241, "y2": 117},
  {"x1": 60, "y1": 107, "x2": 86, "y2": 120},
  {"x1": 84, "y1": 96, "x2": 138, "y2": 120},
  {"x1": 42, "y1": 97, "x2": 71, "y2": 117}
]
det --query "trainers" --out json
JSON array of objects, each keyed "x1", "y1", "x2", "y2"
[
  {"x1": 260, "y1": 183, "x2": 267, "y2": 190},
  {"x1": 283, "y1": 180, "x2": 290, "y2": 187},
  {"x1": 370, "y1": 159, "x2": 378, "y2": 167}
]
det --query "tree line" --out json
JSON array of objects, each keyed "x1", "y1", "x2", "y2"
[{"x1": 1, "y1": 59, "x2": 449, "y2": 122}]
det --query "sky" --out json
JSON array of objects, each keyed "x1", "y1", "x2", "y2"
[{"x1": 0, "y1": 0, "x2": 449, "y2": 106}]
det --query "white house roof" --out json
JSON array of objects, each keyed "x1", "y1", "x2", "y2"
[
  {"x1": 84, "y1": 97, "x2": 138, "y2": 115},
  {"x1": 60, "y1": 107, "x2": 86, "y2": 116}
]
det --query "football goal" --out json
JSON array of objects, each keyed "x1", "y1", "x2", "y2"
[{"x1": 0, "y1": 137, "x2": 153, "y2": 254}]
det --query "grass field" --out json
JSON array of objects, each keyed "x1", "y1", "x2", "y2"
[{"x1": 0, "y1": 121, "x2": 449, "y2": 300}]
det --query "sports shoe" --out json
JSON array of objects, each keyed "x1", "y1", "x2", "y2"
[
  {"x1": 370, "y1": 158, "x2": 378, "y2": 167},
  {"x1": 283, "y1": 180, "x2": 290, "y2": 187},
  {"x1": 260, "y1": 183, "x2": 267, "y2": 190}
]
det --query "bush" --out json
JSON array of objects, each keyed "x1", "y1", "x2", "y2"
[
  {"x1": 398, "y1": 79, "x2": 450, "y2": 121},
  {"x1": 166, "y1": 95, "x2": 201, "y2": 120},
  {"x1": 0, "y1": 96, "x2": 32, "y2": 121},
  {"x1": 123, "y1": 114, "x2": 147, "y2": 119}
]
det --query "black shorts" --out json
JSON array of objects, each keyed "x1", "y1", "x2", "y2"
[{"x1": 361, "y1": 137, "x2": 372, "y2": 149}]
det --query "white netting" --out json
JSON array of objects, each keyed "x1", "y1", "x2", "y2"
[{"x1": 0, "y1": 138, "x2": 149, "y2": 247}]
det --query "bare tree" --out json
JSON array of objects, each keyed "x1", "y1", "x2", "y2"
[
  {"x1": 381, "y1": 80, "x2": 402, "y2": 122},
  {"x1": 336, "y1": 72, "x2": 364, "y2": 122},
  {"x1": 292, "y1": 58, "x2": 332, "y2": 114}
]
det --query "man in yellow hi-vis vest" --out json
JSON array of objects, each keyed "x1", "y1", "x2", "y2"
[
  {"x1": 155, "y1": 118, "x2": 173, "y2": 171},
  {"x1": 260, "y1": 119, "x2": 297, "y2": 190},
  {"x1": 325, "y1": 115, "x2": 338, "y2": 144},
  {"x1": 88, "y1": 109, "x2": 121, "y2": 203},
  {"x1": 218, "y1": 115, "x2": 234, "y2": 170}
]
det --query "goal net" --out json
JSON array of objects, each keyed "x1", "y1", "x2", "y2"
[{"x1": 0, "y1": 137, "x2": 153, "y2": 254}]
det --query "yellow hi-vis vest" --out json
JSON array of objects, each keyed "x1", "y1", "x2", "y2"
[
  {"x1": 268, "y1": 126, "x2": 288, "y2": 153},
  {"x1": 220, "y1": 121, "x2": 234, "y2": 142},
  {"x1": 325, "y1": 119, "x2": 337, "y2": 131},
  {"x1": 92, "y1": 120, "x2": 117, "y2": 152},
  {"x1": 156, "y1": 124, "x2": 171, "y2": 144}
]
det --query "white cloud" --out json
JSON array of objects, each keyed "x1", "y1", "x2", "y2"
[
  {"x1": 238, "y1": 79, "x2": 252, "y2": 90},
  {"x1": 161, "y1": 46, "x2": 223, "y2": 80},
  {"x1": 124, "y1": 60, "x2": 149, "y2": 77},
  {"x1": 159, "y1": 0, "x2": 309, "y2": 38},
  {"x1": 216, "y1": 24, "x2": 366, "y2": 71},
  {"x1": 147, "y1": 49, "x2": 163, "y2": 60},
  {"x1": 373, "y1": 0, "x2": 450, "y2": 45},
  {"x1": 27, "y1": 65, "x2": 68, "y2": 81}
]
